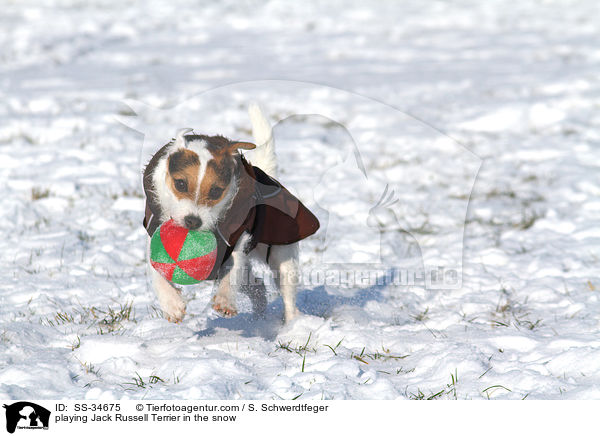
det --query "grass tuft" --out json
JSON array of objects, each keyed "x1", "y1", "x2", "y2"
[
  {"x1": 42, "y1": 301, "x2": 136, "y2": 335},
  {"x1": 31, "y1": 187, "x2": 50, "y2": 201},
  {"x1": 490, "y1": 292, "x2": 543, "y2": 331},
  {"x1": 482, "y1": 384, "x2": 512, "y2": 399},
  {"x1": 410, "y1": 307, "x2": 446, "y2": 339},
  {"x1": 275, "y1": 337, "x2": 409, "y2": 378},
  {"x1": 122, "y1": 372, "x2": 169, "y2": 390},
  {"x1": 323, "y1": 338, "x2": 344, "y2": 356},
  {"x1": 409, "y1": 371, "x2": 460, "y2": 400}
]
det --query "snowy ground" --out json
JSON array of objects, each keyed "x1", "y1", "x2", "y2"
[{"x1": 1, "y1": 0, "x2": 599, "y2": 400}]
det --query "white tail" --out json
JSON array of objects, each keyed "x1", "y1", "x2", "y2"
[{"x1": 247, "y1": 103, "x2": 278, "y2": 177}]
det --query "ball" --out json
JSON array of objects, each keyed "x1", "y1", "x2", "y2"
[{"x1": 150, "y1": 219, "x2": 218, "y2": 285}]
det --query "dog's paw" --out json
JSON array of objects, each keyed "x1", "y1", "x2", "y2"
[
  {"x1": 212, "y1": 294, "x2": 238, "y2": 318},
  {"x1": 159, "y1": 293, "x2": 186, "y2": 323}
]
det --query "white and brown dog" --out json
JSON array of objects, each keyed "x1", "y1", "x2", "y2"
[{"x1": 142, "y1": 105, "x2": 319, "y2": 323}]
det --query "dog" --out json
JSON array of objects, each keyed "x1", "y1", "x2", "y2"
[{"x1": 142, "y1": 104, "x2": 319, "y2": 324}]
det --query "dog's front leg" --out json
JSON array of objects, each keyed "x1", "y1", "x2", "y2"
[
  {"x1": 148, "y1": 235, "x2": 186, "y2": 322},
  {"x1": 151, "y1": 268, "x2": 186, "y2": 323}
]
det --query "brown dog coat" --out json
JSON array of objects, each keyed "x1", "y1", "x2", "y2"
[{"x1": 143, "y1": 145, "x2": 319, "y2": 280}]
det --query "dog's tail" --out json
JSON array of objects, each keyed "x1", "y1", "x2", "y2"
[{"x1": 247, "y1": 103, "x2": 278, "y2": 177}]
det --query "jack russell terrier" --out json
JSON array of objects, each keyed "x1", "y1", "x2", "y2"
[{"x1": 142, "y1": 105, "x2": 319, "y2": 323}]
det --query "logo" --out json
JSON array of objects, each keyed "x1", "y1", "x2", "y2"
[{"x1": 3, "y1": 402, "x2": 50, "y2": 433}]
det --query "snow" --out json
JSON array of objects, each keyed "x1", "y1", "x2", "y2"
[{"x1": 1, "y1": 0, "x2": 600, "y2": 400}]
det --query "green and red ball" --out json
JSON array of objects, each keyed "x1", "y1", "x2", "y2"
[{"x1": 150, "y1": 219, "x2": 218, "y2": 285}]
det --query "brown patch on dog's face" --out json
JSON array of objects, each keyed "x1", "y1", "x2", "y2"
[
  {"x1": 198, "y1": 147, "x2": 235, "y2": 206},
  {"x1": 196, "y1": 136, "x2": 256, "y2": 206},
  {"x1": 166, "y1": 136, "x2": 257, "y2": 205},
  {"x1": 166, "y1": 149, "x2": 200, "y2": 200}
]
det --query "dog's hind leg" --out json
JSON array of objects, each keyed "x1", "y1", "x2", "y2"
[{"x1": 269, "y1": 243, "x2": 300, "y2": 323}]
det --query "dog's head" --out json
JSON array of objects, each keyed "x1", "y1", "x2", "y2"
[{"x1": 153, "y1": 128, "x2": 256, "y2": 231}]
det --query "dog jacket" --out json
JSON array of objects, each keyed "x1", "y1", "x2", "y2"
[{"x1": 143, "y1": 145, "x2": 320, "y2": 280}]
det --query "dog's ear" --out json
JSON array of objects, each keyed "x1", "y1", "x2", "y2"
[
  {"x1": 228, "y1": 141, "x2": 256, "y2": 151},
  {"x1": 175, "y1": 127, "x2": 194, "y2": 148}
]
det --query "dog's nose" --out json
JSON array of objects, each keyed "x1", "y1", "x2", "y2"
[{"x1": 184, "y1": 215, "x2": 202, "y2": 230}]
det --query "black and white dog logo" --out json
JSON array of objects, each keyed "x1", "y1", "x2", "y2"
[{"x1": 3, "y1": 402, "x2": 50, "y2": 433}]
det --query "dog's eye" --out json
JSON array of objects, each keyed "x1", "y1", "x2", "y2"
[
  {"x1": 208, "y1": 186, "x2": 224, "y2": 199},
  {"x1": 174, "y1": 179, "x2": 188, "y2": 193}
]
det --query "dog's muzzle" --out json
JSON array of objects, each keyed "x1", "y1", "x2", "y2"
[{"x1": 184, "y1": 215, "x2": 202, "y2": 230}]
